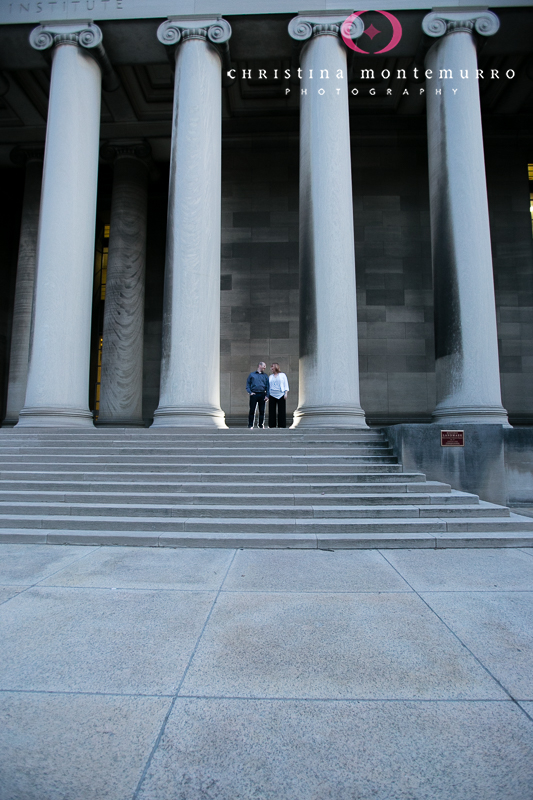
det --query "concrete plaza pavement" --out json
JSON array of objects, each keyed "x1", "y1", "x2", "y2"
[{"x1": 1, "y1": 544, "x2": 533, "y2": 800}]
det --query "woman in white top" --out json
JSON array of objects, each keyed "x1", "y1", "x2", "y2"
[{"x1": 268, "y1": 363, "x2": 289, "y2": 428}]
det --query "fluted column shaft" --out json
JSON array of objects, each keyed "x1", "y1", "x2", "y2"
[
  {"x1": 423, "y1": 11, "x2": 508, "y2": 425},
  {"x1": 289, "y1": 15, "x2": 367, "y2": 428},
  {"x1": 18, "y1": 23, "x2": 103, "y2": 427},
  {"x1": 3, "y1": 150, "x2": 43, "y2": 425},
  {"x1": 153, "y1": 18, "x2": 231, "y2": 428},
  {"x1": 98, "y1": 145, "x2": 149, "y2": 426}
]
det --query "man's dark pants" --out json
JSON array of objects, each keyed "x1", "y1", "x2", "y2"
[
  {"x1": 248, "y1": 393, "x2": 267, "y2": 427},
  {"x1": 268, "y1": 396, "x2": 286, "y2": 428}
]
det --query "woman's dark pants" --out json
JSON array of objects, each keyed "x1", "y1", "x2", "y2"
[{"x1": 268, "y1": 396, "x2": 286, "y2": 428}]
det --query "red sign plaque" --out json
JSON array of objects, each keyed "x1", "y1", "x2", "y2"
[{"x1": 441, "y1": 430, "x2": 464, "y2": 447}]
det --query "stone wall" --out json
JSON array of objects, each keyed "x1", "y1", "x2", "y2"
[
  {"x1": 352, "y1": 124, "x2": 435, "y2": 423},
  {"x1": 486, "y1": 136, "x2": 533, "y2": 424},
  {"x1": 0, "y1": 169, "x2": 24, "y2": 423},
  {"x1": 142, "y1": 173, "x2": 167, "y2": 425},
  {"x1": 217, "y1": 126, "x2": 436, "y2": 425},
  {"x1": 219, "y1": 141, "x2": 300, "y2": 423},
  {"x1": 385, "y1": 423, "x2": 533, "y2": 507},
  {"x1": 215, "y1": 126, "x2": 533, "y2": 426}
]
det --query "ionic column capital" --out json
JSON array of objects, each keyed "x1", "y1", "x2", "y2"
[
  {"x1": 30, "y1": 21, "x2": 102, "y2": 51},
  {"x1": 422, "y1": 10, "x2": 499, "y2": 38},
  {"x1": 288, "y1": 13, "x2": 364, "y2": 44},
  {"x1": 29, "y1": 22, "x2": 119, "y2": 91},
  {"x1": 100, "y1": 139, "x2": 151, "y2": 164},
  {"x1": 157, "y1": 16, "x2": 232, "y2": 48}
]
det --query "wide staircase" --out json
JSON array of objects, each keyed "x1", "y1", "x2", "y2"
[{"x1": 0, "y1": 427, "x2": 532, "y2": 548}]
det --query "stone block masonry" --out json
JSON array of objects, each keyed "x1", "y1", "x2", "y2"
[
  {"x1": 218, "y1": 128, "x2": 437, "y2": 425},
  {"x1": 486, "y1": 138, "x2": 533, "y2": 423},
  {"x1": 110, "y1": 124, "x2": 533, "y2": 428},
  {"x1": 352, "y1": 125, "x2": 435, "y2": 423},
  {"x1": 220, "y1": 143, "x2": 300, "y2": 422},
  {"x1": 192, "y1": 120, "x2": 533, "y2": 427}
]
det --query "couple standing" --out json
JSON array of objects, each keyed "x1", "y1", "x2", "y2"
[{"x1": 246, "y1": 362, "x2": 289, "y2": 429}]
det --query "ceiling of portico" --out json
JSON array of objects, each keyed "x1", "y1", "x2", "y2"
[{"x1": 0, "y1": 9, "x2": 532, "y2": 166}]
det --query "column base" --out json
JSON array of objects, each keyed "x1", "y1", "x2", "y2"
[
  {"x1": 1, "y1": 418, "x2": 18, "y2": 427},
  {"x1": 151, "y1": 405, "x2": 228, "y2": 429},
  {"x1": 16, "y1": 406, "x2": 94, "y2": 428},
  {"x1": 96, "y1": 418, "x2": 146, "y2": 427},
  {"x1": 291, "y1": 405, "x2": 368, "y2": 429},
  {"x1": 432, "y1": 404, "x2": 510, "y2": 427}
]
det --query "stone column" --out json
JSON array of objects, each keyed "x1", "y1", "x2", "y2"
[
  {"x1": 97, "y1": 141, "x2": 150, "y2": 427},
  {"x1": 152, "y1": 17, "x2": 231, "y2": 428},
  {"x1": 17, "y1": 23, "x2": 104, "y2": 428},
  {"x1": 3, "y1": 147, "x2": 43, "y2": 426},
  {"x1": 423, "y1": 11, "x2": 508, "y2": 425},
  {"x1": 288, "y1": 14, "x2": 367, "y2": 428}
]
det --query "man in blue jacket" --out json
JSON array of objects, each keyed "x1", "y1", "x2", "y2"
[{"x1": 246, "y1": 362, "x2": 269, "y2": 428}]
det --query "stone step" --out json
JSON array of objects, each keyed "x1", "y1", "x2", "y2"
[
  {"x1": 185, "y1": 516, "x2": 533, "y2": 534},
  {"x1": 0, "y1": 439, "x2": 385, "y2": 449},
  {"x1": 444, "y1": 513, "x2": 533, "y2": 531},
  {"x1": 0, "y1": 437, "x2": 386, "y2": 446},
  {"x1": 0, "y1": 501, "x2": 500, "y2": 519},
  {"x1": 0, "y1": 453, "x2": 399, "y2": 464},
  {"x1": 2, "y1": 427, "x2": 524, "y2": 549},
  {"x1": 0, "y1": 430, "x2": 384, "y2": 439},
  {"x1": 0, "y1": 514, "x2": 531, "y2": 534},
  {"x1": 0, "y1": 434, "x2": 370, "y2": 449},
  {"x1": 2, "y1": 528, "x2": 533, "y2": 549},
  {"x1": 0, "y1": 478, "x2": 451, "y2": 493},
  {"x1": 0, "y1": 490, "x2": 469, "y2": 505},
  {"x1": 0, "y1": 437, "x2": 389, "y2": 447},
  {"x1": 0, "y1": 445, "x2": 394, "y2": 457},
  {"x1": 0, "y1": 462, "x2": 403, "y2": 474}
]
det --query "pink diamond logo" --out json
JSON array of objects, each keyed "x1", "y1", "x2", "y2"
[{"x1": 364, "y1": 23, "x2": 381, "y2": 40}]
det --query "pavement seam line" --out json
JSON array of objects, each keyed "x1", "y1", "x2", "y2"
[
  {"x1": 1, "y1": 689, "x2": 521, "y2": 703},
  {"x1": 378, "y1": 549, "x2": 520, "y2": 703},
  {"x1": 0, "y1": 688, "x2": 173, "y2": 698},
  {"x1": 161, "y1": 695, "x2": 521, "y2": 704},
  {"x1": 29, "y1": 584, "x2": 229, "y2": 593},
  {"x1": 373, "y1": 547, "x2": 414, "y2": 590},
  {"x1": 131, "y1": 546, "x2": 239, "y2": 800},
  {"x1": 0, "y1": 544, "x2": 103, "y2": 606},
  {"x1": 516, "y1": 702, "x2": 533, "y2": 724}
]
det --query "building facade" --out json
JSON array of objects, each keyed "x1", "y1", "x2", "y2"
[{"x1": 0, "y1": 1, "x2": 533, "y2": 430}]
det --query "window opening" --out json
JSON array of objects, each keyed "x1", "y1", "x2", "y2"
[
  {"x1": 95, "y1": 336, "x2": 103, "y2": 416},
  {"x1": 92, "y1": 222, "x2": 110, "y2": 418}
]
